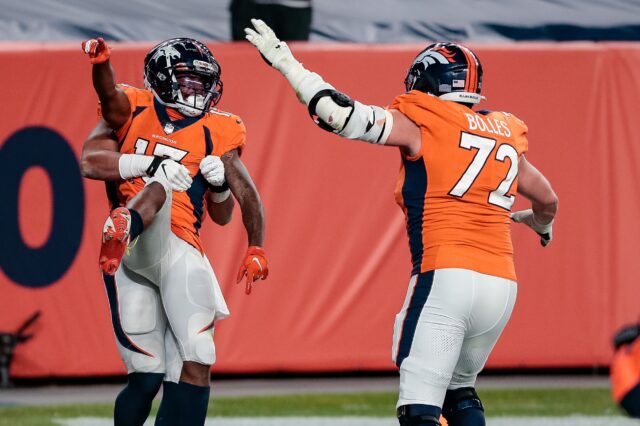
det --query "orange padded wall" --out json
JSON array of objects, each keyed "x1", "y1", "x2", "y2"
[{"x1": 1, "y1": 42, "x2": 638, "y2": 377}]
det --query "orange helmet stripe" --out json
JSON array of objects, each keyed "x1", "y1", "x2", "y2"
[{"x1": 461, "y1": 46, "x2": 478, "y2": 92}]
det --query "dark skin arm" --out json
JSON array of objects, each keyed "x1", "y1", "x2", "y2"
[
  {"x1": 222, "y1": 149, "x2": 264, "y2": 246},
  {"x1": 205, "y1": 190, "x2": 235, "y2": 226},
  {"x1": 92, "y1": 60, "x2": 131, "y2": 130},
  {"x1": 80, "y1": 119, "x2": 123, "y2": 181}
]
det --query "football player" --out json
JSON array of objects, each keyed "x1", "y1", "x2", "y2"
[
  {"x1": 81, "y1": 37, "x2": 268, "y2": 426},
  {"x1": 244, "y1": 20, "x2": 558, "y2": 426},
  {"x1": 611, "y1": 323, "x2": 640, "y2": 418}
]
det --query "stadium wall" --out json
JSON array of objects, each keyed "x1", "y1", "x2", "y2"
[{"x1": 1, "y1": 42, "x2": 639, "y2": 378}]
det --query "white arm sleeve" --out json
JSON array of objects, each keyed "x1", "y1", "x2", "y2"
[
  {"x1": 284, "y1": 62, "x2": 394, "y2": 145},
  {"x1": 315, "y1": 98, "x2": 393, "y2": 144}
]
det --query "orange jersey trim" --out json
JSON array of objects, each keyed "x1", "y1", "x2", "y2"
[{"x1": 612, "y1": 341, "x2": 640, "y2": 402}]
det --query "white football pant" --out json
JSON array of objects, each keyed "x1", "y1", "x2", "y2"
[
  {"x1": 392, "y1": 268, "x2": 517, "y2": 408},
  {"x1": 103, "y1": 177, "x2": 229, "y2": 383}
]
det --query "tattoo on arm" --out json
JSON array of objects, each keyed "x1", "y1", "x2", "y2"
[{"x1": 222, "y1": 150, "x2": 264, "y2": 246}]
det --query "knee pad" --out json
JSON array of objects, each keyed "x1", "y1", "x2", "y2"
[
  {"x1": 187, "y1": 333, "x2": 216, "y2": 365},
  {"x1": 119, "y1": 284, "x2": 159, "y2": 335},
  {"x1": 442, "y1": 387, "x2": 484, "y2": 417},
  {"x1": 397, "y1": 404, "x2": 441, "y2": 426}
]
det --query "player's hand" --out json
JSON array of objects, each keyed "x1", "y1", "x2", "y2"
[
  {"x1": 244, "y1": 19, "x2": 298, "y2": 75},
  {"x1": 511, "y1": 209, "x2": 553, "y2": 247},
  {"x1": 200, "y1": 155, "x2": 226, "y2": 187},
  {"x1": 236, "y1": 246, "x2": 269, "y2": 295},
  {"x1": 81, "y1": 37, "x2": 111, "y2": 64},
  {"x1": 146, "y1": 157, "x2": 192, "y2": 192}
]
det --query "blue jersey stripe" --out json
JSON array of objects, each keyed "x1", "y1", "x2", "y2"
[
  {"x1": 186, "y1": 173, "x2": 207, "y2": 234},
  {"x1": 203, "y1": 125, "x2": 213, "y2": 155},
  {"x1": 103, "y1": 273, "x2": 151, "y2": 356},
  {"x1": 401, "y1": 157, "x2": 428, "y2": 276},
  {"x1": 395, "y1": 270, "x2": 435, "y2": 368}
]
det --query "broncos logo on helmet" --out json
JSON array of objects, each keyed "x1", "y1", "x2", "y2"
[
  {"x1": 413, "y1": 47, "x2": 456, "y2": 67},
  {"x1": 405, "y1": 42, "x2": 484, "y2": 105},
  {"x1": 150, "y1": 45, "x2": 181, "y2": 64},
  {"x1": 144, "y1": 38, "x2": 223, "y2": 117}
]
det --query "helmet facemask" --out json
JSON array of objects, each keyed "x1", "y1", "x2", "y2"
[
  {"x1": 170, "y1": 70, "x2": 221, "y2": 117},
  {"x1": 144, "y1": 38, "x2": 223, "y2": 117}
]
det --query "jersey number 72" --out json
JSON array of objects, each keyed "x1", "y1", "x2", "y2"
[{"x1": 448, "y1": 132, "x2": 518, "y2": 210}]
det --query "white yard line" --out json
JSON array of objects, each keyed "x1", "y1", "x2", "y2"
[{"x1": 55, "y1": 416, "x2": 639, "y2": 426}]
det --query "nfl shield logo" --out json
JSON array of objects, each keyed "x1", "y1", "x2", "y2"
[{"x1": 164, "y1": 123, "x2": 174, "y2": 134}]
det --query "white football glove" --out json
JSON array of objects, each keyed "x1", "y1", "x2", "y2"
[
  {"x1": 511, "y1": 209, "x2": 553, "y2": 247},
  {"x1": 149, "y1": 158, "x2": 192, "y2": 192},
  {"x1": 200, "y1": 155, "x2": 226, "y2": 187},
  {"x1": 244, "y1": 19, "x2": 299, "y2": 76}
]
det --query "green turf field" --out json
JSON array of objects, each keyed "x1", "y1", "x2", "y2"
[{"x1": 0, "y1": 388, "x2": 626, "y2": 426}]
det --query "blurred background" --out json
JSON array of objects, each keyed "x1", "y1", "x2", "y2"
[{"x1": 1, "y1": 0, "x2": 639, "y2": 417}]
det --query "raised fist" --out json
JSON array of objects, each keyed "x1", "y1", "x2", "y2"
[{"x1": 81, "y1": 37, "x2": 111, "y2": 64}]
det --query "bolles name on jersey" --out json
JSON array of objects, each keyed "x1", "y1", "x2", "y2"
[{"x1": 465, "y1": 113, "x2": 511, "y2": 138}]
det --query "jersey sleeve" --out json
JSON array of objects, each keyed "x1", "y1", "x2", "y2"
[
  {"x1": 112, "y1": 85, "x2": 146, "y2": 141},
  {"x1": 503, "y1": 112, "x2": 529, "y2": 155},
  {"x1": 389, "y1": 91, "x2": 442, "y2": 128},
  {"x1": 212, "y1": 114, "x2": 247, "y2": 156}
]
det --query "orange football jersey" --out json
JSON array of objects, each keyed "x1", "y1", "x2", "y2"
[
  {"x1": 110, "y1": 85, "x2": 246, "y2": 253},
  {"x1": 611, "y1": 338, "x2": 640, "y2": 403},
  {"x1": 391, "y1": 91, "x2": 528, "y2": 281}
]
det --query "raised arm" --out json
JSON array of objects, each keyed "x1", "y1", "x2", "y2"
[
  {"x1": 244, "y1": 19, "x2": 421, "y2": 157},
  {"x1": 81, "y1": 38, "x2": 131, "y2": 130},
  {"x1": 221, "y1": 149, "x2": 268, "y2": 294},
  {"x1": 511, "y1": 155, "x2": 559, "y2": 246}
]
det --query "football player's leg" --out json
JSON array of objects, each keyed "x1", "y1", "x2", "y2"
[
  {"x1": 103, "y1": 266, "x2": 168, "y2": 426},
  {"x1": 393, "y1": 270, "x2": 471, "y2": 425},
  {"x1": 155, "y1": 239, "x2": 227, "y2": 425},
  {"x1": 100, "y1": 177, "x2": 169, "y2": 275},
  {"x1": 114, "y1": 372, "x2": 163, "y2": 426},
  {"x1": 122, "y1": 176, "x2": 173, "y2": 281},
  {"x1": 443, "y1": 271, "x2": 517, "y2": 426},
  {"x1": 154, "y1": 328, "x2": 184, "y2": 425}
]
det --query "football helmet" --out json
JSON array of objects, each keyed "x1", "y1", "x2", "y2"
[
  {"x1": 404, "y1": 42, "x2": 483, "y2": 105},
  {"x1": 144, "y1": 38, "x2": 223, "y2": 117}
]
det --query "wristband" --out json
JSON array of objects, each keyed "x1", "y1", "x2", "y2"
[
  {"x1": 531, "y1": 214, "x2": 553, "y2": 232},
  {"x1": 210, "y1": 189, "x2": 231, "y2": 203},
  {"x1": 118, "y1": 154, "x2": 154, "y2": 180},
  {"x1": 145, "y1": 156, "x2": 165, "y2": 177},
  {"x1": 208, "y1": 181, "x2": 229, "y2": 193}
]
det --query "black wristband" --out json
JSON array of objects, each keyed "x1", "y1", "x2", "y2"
[
  {"x1": 146, "y1": 156, "x2": 165, "y2": 177},
  {"x1": 208, "y1": 181, "x2": 229, "y2": 193}
]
